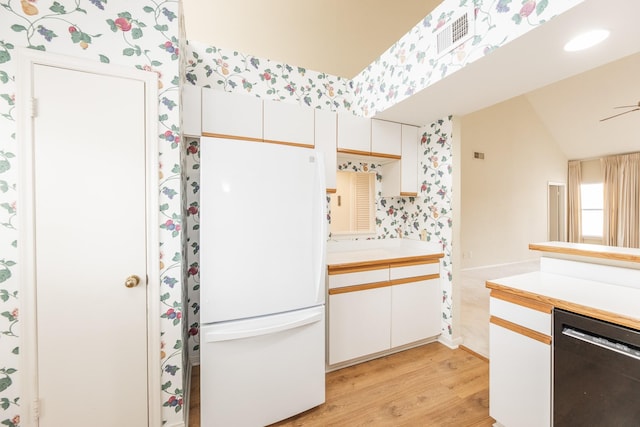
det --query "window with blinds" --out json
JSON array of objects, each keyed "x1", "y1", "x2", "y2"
[
  {"x1": 330, "y1": 171, "x2": 375, "y2": 235},
  {"x1": 353, "y1": 173, "x2": 374, "y2": 232}
]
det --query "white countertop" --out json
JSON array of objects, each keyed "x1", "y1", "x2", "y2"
[
  {"x1": 487, "y1": 271, "x2": 640, "y2": 330},
  {"x1": 529, "y1": 241, "x2": 640, "y2": 266},
  {"x1": 327, "y1": 238, "x2": 443, "y2": 266}
]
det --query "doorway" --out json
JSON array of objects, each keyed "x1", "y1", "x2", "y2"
[
  {"x1": 18, "y1": 50, "x2": 160, "y2": 426},
  {"x1": 548, "y1": 182, "x2": 567, "y2": 242}
]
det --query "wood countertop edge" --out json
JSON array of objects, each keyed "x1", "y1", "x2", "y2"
[
  {"x1": 486, "y1": 281, "x2": 640, "y2": 331},
  {"x1": 327, "y1": 253, "x2": 444, "y2": 274},
  {"x1": 528, "y1": 243, "x2": 640, "y2": 264}
]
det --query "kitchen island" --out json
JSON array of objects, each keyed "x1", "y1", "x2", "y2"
[{"x1": 486, "y1": 241, "x2": 640, "y2": 427}]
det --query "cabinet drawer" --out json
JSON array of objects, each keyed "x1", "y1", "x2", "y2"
[
  {"x1": 490, "y1": 297, "x2": 551, "y2": 336},
  {"x1": 390, "y1": 261, "x2": 439, "y2": 281},
  {"x1": 328, "y1": 267, "x2": 388, "y2": 289}
]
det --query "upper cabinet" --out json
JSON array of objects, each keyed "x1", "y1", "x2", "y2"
[
  {"x1": 182, "y1": 84, "x2": 201, "y2": 137},
  {"x1": 263, "y1": 99, "x2": 314, "y2": 147},
  {"x1": 314, "y1": 109, "x2": 337, "y2": 192},
  {"x1": 400, "y1": 124, "x2": 419, "y2": 196},
  {"x1": 201, "y1": 88, "x2": 262, "y2": 140},
  {"x1": 336, "y1": 114, "x2": 371, "y2": 155},
  {"x1": 371, "y1": 120, "x2": 401, "y2": 158},
  {"x1": 380, "y1": 123, "x2": 419, "y2": 197},
  {"x1": 337, "y1": 115, "x2": 403, "y2": 161}
]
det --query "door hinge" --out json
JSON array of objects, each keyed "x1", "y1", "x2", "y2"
[
  {"x1": 30, "y1": 98, "x2": 38, "y2": 118},
  {"x1": 32, "y1": 398, "x2": 40, "y2": 420}
]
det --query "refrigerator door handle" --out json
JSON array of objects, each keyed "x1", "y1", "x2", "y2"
[
  {"x1": 313, "y1": 150, "x2": 327, "y2": 303},
  {"x1": 204, "y1": 310, "x2": 323, "y2": 343}
]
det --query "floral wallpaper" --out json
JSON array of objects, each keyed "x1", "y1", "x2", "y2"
[
  {"x1": 377, "y1": 119, "x2": 455, "y2": 336},
  {"x1": 181, "y1": 36, "x2": 457, "y2": 355},
  {"x1": 184, "y1": 39, "x2": 353, "y2": 113},
  {"x1": 351, "y1": 0, "x2": 584, "y2": 117},
  {"x1": 181, "y1": 0, "x2": 585, "y2": 358},
  {"x1": 0, "y1": 0, "x2": 185, "y2": 425}
]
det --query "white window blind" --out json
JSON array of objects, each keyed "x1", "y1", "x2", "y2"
[{"x1": 354, "y1": 173, "x2": 372, "y2": 231}]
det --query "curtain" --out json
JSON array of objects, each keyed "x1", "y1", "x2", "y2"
[
  {"x1": 567, "y1": 160, "x2": 582, "y2": 243},
  {"x1": 602, "y1": 152, "x2": 640, "y2": 248}
]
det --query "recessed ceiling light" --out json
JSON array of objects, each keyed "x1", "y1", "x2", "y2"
[{"x1": 564, "y1": 29, "x2": 610, "y2": 52}]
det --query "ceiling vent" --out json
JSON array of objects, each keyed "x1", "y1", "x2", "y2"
[{"x1": 436, "y1": 7, "x2": 474, "y2": 57}]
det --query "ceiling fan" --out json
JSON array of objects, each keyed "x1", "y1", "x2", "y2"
[{"x1": 600, "y1": 101, "x2": 640, "y2": 122}]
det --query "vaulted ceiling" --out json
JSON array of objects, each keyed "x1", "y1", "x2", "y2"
[{"x1": 183, "y1": 0, "x2": 640, "y2": 160}]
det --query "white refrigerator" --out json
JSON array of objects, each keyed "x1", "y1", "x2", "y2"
[{"x1": 199, "y1": 136, "x2": 326, "y2": 426}]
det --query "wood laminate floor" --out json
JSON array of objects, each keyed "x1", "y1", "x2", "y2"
[{"x1": 189, "y1": 343, "x2": 493, "y2": 426}]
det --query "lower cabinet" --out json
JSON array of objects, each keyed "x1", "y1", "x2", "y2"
[
  {"x1": 328, "y1": 259, "x2": 441, "y2": 366},
  {"x1": 329, "y1": 287, "x2": 391, "y2": 364},
  {"x1": 489, "y1": 292, "x2": 552, "y2": 427},
  {"x1": 391, "y1": 278, "x2": 441, "y2": 347}
]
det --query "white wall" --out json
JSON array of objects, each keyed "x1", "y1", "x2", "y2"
[{"x1": 460, "y1": 96, "x2": 568, "y2": 269}]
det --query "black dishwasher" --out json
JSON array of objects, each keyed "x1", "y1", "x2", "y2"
[{"x1": 554, "y1": 309, "x2": 640, "y2": 426}]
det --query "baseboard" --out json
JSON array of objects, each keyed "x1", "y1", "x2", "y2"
[
  {"x1": 325, "y1": 337, "x2": 438, "y2": 372},
  {"x1": 437, "y1": 335, "x2": 463, "y2": 349},
  {"x1": 459, "y1": 345, "x2": 489, "y2": 362},
  {"x1": 460, "y1": 258, "x2": 540, "y2": 272},
  {"x1": 164, "y1": 422, "x2": 185, "y2": 427}
]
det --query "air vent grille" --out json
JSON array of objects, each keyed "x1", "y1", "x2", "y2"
[{"x1": 436, "y1": 11, "x2": 473, "y2": 56}]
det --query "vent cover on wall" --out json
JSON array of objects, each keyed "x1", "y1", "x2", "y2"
[{"x1": 436, "y1": 7, "x2": 475, "y2": 56}]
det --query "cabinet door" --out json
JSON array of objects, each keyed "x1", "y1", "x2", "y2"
[
  {"x1": 263, "y1": 99, "x2": 314, "y2": 147},
  {"x1": 201, "y1": 88, "x2": 262, "y2": 140},
  {"x1": 337, "y1": 113, "x2": 371, "y2": 154},
  {"x1": 182, "y1": 84, "x2": 201, "y2": 136},
  {"x1": 400, "y1": 124, "x2": 418, "y2": 196},
  {"x1": 489, "y1": 324, "x2": 551, "y2": 427},
  {"x1": 328, "y1": 287, "x2": 391, "y2": 365},
  {"x1": 391, "y1": 278, "x2": 441, "y2": 347},
  {"x1": 314, "y1": 109, "x2": 337, "y2": 191},
  {"x1": 371, "y1": 119, "x2": 401, "y2": 158}
]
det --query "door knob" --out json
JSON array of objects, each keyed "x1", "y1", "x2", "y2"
[{"x1": 125, "y1": 274, "x2": 141, "y2": 288}]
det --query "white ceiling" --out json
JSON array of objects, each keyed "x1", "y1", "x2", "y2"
[
  {"x1": 374, "y1": 0, "x2": 640, "y2": 160},
  {"x1": 184, "y1": 0, "x2": 640, "y2": 160}
]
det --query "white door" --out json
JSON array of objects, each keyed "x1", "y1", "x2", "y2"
[
  {"x1": 199, "y1": 137, "x2": 326, "y2": 324},
  {"x1": 19, "y1": 54, "x2": 159, "y2": 427}
]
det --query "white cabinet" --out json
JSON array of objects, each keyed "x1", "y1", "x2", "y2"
[
  {"x1": 314, "y1": 109, "x2": 337, "y2": 191},
  {"x1": 263, "y1": 99, "x2": 314, "y2": 147},
  {"x1": 371, "y1": 119, "x2": 401, "y2": 158},
  {"x1": 329, "y1": 287, "x2": 392, "y2": 365},
  {"x1": 400, "y1": 124, "x2": 418, "y2": 196},
  {"x1": 489, "y1": 294, "x2": 552, "y2": 427},
  {"x1": 336, "y1": 113, "x2": 371, "y2": 154},
  {"x1": 380, "y1": 124, "x2": 419, "y2": 197},
  {"x1": 201, "y1": 88, "x2": 262, "y2": 140},
  {"x1": 391, "y1": 279, "x2": 441, "y2": 347},
  {"x1": 328, "y1": 258, "x2": 442, "y2": 366},
  {"x1": 390, "y1": 261, "x2": 441, "y2": 347},
  {"x1": 182, "y1": 84, "x2": 201, "y2": 137}
]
